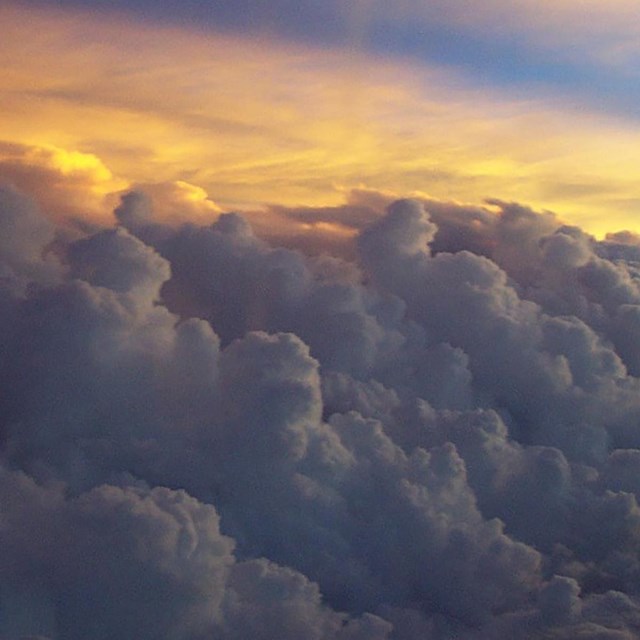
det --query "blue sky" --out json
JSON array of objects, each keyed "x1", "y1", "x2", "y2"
[{"x1": 29, "y1": 0, "x2": 639, "y2": 109}]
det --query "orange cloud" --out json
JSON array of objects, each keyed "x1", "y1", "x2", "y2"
[
  {"x1": 1, "y1": 2, "x2": 640, "y2": 237},
  {"x1": 123, "y1": 181, "x2": 222, "y2": 226},
  {"x1": 0, "y1": 141, "x2": 125, "y2": 225}
]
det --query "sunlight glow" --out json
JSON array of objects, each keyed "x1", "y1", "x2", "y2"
[{"x1": 1, "y1": 2, "x2": 640, "y2": 235}]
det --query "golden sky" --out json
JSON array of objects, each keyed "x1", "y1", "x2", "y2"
[{"x1": 1, "y1": 1, "x2": 640, "y2": 237}]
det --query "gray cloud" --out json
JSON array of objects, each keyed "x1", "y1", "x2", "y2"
[
  {"x1": 3, "y1": 186, "x2": 640, "y2": 638},
  {"x1": 0, "y1": 469, "x2": 389, "y2": 640}
]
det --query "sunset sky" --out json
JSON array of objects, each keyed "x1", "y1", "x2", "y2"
[
  {"x1": 3, "y1": 0, "x2": 640, "y2": 236},
  {"x1": 7, "y1": 4, "x2": 640, "y2": 639}
]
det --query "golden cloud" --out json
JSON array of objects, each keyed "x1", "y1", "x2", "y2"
[
  {"x1": 1, "y1": 2, "x2": 640, "y2": 237},
  {"x1": 0, "y1": 141, "x2": 125, "y2": 225}
]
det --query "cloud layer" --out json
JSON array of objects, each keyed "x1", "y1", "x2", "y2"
[
  {"x1": 2, "y1": 181, "x2": 640, "y2": 638},
  {"x1": 3, "y1": 2, "x2": 640, "y2": 236}
]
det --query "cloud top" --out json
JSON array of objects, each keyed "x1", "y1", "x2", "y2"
[{"x1": 2, "y1": 185, "x2": 640, "y2": 638}]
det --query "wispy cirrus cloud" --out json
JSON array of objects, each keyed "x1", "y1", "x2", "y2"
[{"x1": 1, "y1": 1, "x2": 640, "y2": 237}]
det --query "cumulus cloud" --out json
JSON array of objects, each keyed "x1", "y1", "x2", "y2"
[
  {"x1": 0, "y1": 470, "x2": 390, "y2": 640},
  {"x1": 0, "y1": 141, "x2": 125, "y2": 227},
  {"x1": 4, "y1": 185, "x2": 640, "y2": 638},
  {"x1": 0, "y1": 184, "x2": 60, "y2": 291},
  {"x1": 114, "y1": 182, "x2": 221, "y2": 228}
]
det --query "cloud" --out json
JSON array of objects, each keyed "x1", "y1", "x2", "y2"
[
  {"x1": 117, "y1": 182, "x2": 221, "y2": 227},
  {"x1": 0, "y1": 469, "x2": 391, "y2": 640},
  {"x1": 3, "y1": 2, "x2": 640, "y2": 236},
  {"x1": 0, "y1": 140, "x2": 224, "y2": 235},
  {"x1": 0, "y1": 141, "x2": 125, "y2": 226},
  {"x1": 0, "y1": 184, "x2": 59, "y2": 288},
  {"x1": 5, "y1": 181, "x2": 640, "y2": 638}
]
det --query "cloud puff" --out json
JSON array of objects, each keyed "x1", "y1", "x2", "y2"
[
  {"x1": 0, "y1": 469, "x2": 390, "y2": 640},
  {"x1": 114, "y1": 182, "x2": 221, "y2": 228},
  {"x1": 4, "y1": 186, "x2": 640, "y2": 638},
  {"x1": 0, "y1": 141, "x2": 125, "y2": 226}
]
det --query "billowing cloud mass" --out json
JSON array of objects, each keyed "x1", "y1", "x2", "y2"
[{"x1": 4, "y1": 179, "x2": 640, "y2": 639}]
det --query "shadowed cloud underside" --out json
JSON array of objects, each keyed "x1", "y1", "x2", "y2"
[{"x1": 2, "y1": 185, "x2": 640, "y2": 638}]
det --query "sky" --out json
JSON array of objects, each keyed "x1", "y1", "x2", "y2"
[
  {"x1": 2, "y1": 0, "x2": 640, "y2": 236},
  {"x1": 6, "y1": 3, "x2": 640, "y2": 640}
]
